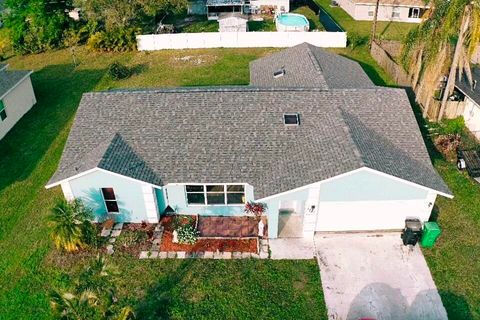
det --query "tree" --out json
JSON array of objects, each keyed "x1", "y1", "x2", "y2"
[
  {"x1": 4, "y1": 0, "x2": 72, "y2": 54},
  {"x1": 369, "y1": 0, "x2": 380, "y2": 47},
  {"x1": 49, "y1": 199, "x2": 95, "y2": 252},
  {"x1": 401, "y1": 0, "x2": 480, "y2": 120},
  {"x1": 50, "y1": 257, "x2": 135, "y2": 320}
]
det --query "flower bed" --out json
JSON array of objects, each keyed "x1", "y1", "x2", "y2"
[
  {"x1": 160, "y1": 215, "x2": 258, "y2": 253},
  {"x1": 114, "y1": 223, "x2": 155, "y2": 255}
]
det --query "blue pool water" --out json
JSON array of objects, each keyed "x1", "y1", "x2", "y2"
[{"x1": 277, "y1": 14, "x2": 309, "y2": 27}]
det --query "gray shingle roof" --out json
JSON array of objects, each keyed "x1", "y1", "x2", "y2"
[
  {"x1": 455, "y1": 68, "x2": 480, "y2": 105},
  {"x1": 48, "y1": 86, "x2": 451, "y2": 198},
  {"x1": 249, "y1": 43, "x2": 376, "y2": 89},
  {"x1": 0, "y1": 66, "x2": 32, "y2": 99}
]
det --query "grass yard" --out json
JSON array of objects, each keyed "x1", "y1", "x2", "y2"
[
  {"x1": 0, "y1": 46, "x2": 328, "y2": 319},
  {"x1": 315, "y1": 0, "x2": 417, "y2": 41},
  {"x1": 1, "y1": 40, "x2": 480, "y2": 320},
  {"x1": 292, "y1": 6, "x2": 325, "y2": 31}
]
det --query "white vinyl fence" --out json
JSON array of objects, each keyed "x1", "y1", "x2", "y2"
[{"x1": 137, "y1": 31, "x2": 347, "y2": 51}]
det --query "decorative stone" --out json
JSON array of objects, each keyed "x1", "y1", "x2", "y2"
[
  {"x1": 153, "y1": 231, "x2": 163, "y2": 238},
  {"x1": 167, "y1": 252, "x2": 177, "y2": 259},
  {"x1": 222, "y1": 252, "x2": 232, "y2": 259},
  {"x1": 158, "y1": 251, "x2": 168, "y2": 259},
  {"x1": 153, "y1": 239, "x2": 161, "y2": 246},
  {"x1": 149, "y1": 251, "x2": 159, "y2": 259},
  {"x1": 108, "y1": 237, "x2": 116, "y2": 243},
  {"x1": 139, "y1": 251, "x2": 149, "y2": 259},
  {"x1": 251, "y1": 253, "x2": 260, "y2": 259},
  {"x1": 113, "y1": 223, "x2": 123, "y2": 230},
  {"x1": 154, "y1": 225, "x2": 162, "y2": 232},
  {"x1": 177, "y1": 251, "x2": 186, "y2": 259},
  {"x1": 106, "y1": 245, "x2": 114, "y2": 255},
  {"x1": 261, "y1": 244, "x2": 269, "y2": 252},
  {"x1": 241, "y1": 252, "x2": 251, "y2": 259},
  {"x1": 151, "y1": 244, "x2": 160, "y2": 251},
  {"x1": 100, "y1": 229, "x2": 111, "y2": 237},
  {"x1": 232, "y1": 252, "x2": 242, "y2": 259},
  {"x1": 172, "y1": 230, "x2": 179, "y2": 243},
  {"x1": 260, "y1": 251, "x2": 269, "y2": 259},
  {"x1": 213, "y1": 251, "x2": 223, "y2": 259},
  {"x1": 189, "y1": 252, "x2": 203, "y2": 259},
  {"x1": 203, "y1": 251, "x2": 214, "y2": 259},
  {"x1": 258, "y1": 220, "x2": 264, "y2": 237},
  {"x1": 111, "y1": 229, "x2": 122, "y2": 237}
]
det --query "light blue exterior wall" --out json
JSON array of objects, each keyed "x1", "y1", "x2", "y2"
[
  {"x1": 163, "y1": 184, "x2": 254, "y2": 216},
  {"x1": 319, "y1": 170, "x2": 428, "y2": 202},
  {"x1": 69, "y1": 170, "x2": 153, "y2": 223},
  {"x1": 263, "y1": 188, "x2": 310, "y2": 238}
]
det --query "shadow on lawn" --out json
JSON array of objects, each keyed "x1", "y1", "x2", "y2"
[
  {"x1": 0, "y1": 64, "x2": 105, "y2": 194},
  {"x1": 440, "y1": 291, "x2": 473, "y2": 320},
  {"x1": 134, "y1": 260, "x2": 194, "y2": 319}
]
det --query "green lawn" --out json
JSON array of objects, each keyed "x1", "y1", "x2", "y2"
[
  {"x1": 1, "y1": 42, "x2": 480, "y2": 319},
  {"x1": 315, "y1": 0, "x2": 417, "y2": 41},
  {"x1": 0, "y1": 47, "x2": 328, "y2": 319},
  {"x1": 292, "y1": 6, "x2": 325, "y2": 31}
]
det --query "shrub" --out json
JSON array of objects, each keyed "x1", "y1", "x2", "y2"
[
  {"x1": 348, "y1": 32, "x2": 368, "y2": 49},
  {"x1": 244, "y1": 201, "x2": 267, "y2": 217},
  {"x1": 176, "y1": 225, "x2": 199, "y2": 245},
  {"x1": 107, "y1": 61, "x2": 131, "y2": 80},
  {"x1": 172, "y1": 215, "x2": 194, "y2": 230},
  {"x1": 440, "y1": 117, "x2": 465, "y2": 135},
  {"x1": 86, "y1": 28, "x2": 138, "y2": 52},
  {"x1": 49, "y1": 199, "x2": 94, "y2": 252},
  {"x1": 117, "y1": 230, "x2": 148, "y2": 248}
]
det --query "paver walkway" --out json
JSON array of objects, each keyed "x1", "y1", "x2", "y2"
[
  {"x1": 197, "y1": 216, "x2": 259, "y2": 237},
  {"x1": 314, "y1": 232, "x2": 447, "y2": 320}
]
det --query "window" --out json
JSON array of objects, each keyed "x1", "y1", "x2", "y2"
[
  {"x1": 283, "y1": 113, "x2": 300, "y2": 126},
  {"x1": 408, "y1": 7, "x2": 421, "y2": 18},
  {"x1": 392, "y1": 6, "x2": 400, "y2": 18},
  {"x1": 368, "y1": 6, "x2": 375, "y2": 17},
  {"x1": 0, "y1": 101, "x2": 6, "y2": 121},
  {"x1": 101, "y1": 187, "x2": 119, "y2": 213},
  {"x1": 185, "y1": 184, "x2": 246, "y2": 205}
]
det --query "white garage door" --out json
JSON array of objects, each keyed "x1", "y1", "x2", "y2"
[{"x1": 316, "y1": 200, "x2": 429, "y2": 232}]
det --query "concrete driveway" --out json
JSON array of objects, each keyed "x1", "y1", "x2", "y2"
[{"x1": 314, "y1": 232, "x2": 447, "y2": 320}]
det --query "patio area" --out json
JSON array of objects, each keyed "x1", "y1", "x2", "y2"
[{"x1": 197, "y1": 216, "x2": 265, "y2": 238}]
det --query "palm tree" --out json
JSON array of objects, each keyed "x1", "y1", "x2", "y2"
[
  {"x1": 50, "y1": 289, "x2": 101, "y2": 320},
  {"x1": 401, "y1": 0, "x2": 480, "y2": 120},
  {"x1": 49, "y1": 199, "x2": 93, "y2": 252}
]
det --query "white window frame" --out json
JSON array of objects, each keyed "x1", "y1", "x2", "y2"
[
  {"x1": 185, "y1": 183, "x2": 246, "y2": 206},
  {"x1": 409, "y1": 7, "x2": 420, "y2": 18},
  {"x1": 101, "y1": 187, "x2": 120, "y2": 214},
  {"x1": 368, "y1": 6, "x2": 375, "y2": 17},
  {"x1": 392, "y1": 6, "x2": 401, "y2": 18}
]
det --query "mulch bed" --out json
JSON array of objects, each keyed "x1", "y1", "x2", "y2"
[
  {"x1": 160, "y1": 215, "x2": 258, "y2": 253},
  {"x1": 160, "y1": 231, "x2": 258, "y2": 253},
  {"x1": 115, "y1": 223, "x2": 155, "y2": 255}
]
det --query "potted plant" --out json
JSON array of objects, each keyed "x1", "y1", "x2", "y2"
[{"x1": 244, "y1": 201, "x2": 267, "y2": 220}]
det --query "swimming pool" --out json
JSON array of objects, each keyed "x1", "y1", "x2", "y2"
[{"x1": 276, "y1": 13, "x2": 309, "y2": 32}]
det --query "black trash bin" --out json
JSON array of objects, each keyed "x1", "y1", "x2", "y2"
[{"x1": 401, "y1": 218, "x2": 422, "y2": 246}]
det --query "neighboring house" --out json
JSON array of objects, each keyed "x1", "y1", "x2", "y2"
[
  {"x1": 0, "y1": 64, "x2": 36, "y2": 141},
  {"x1": 453, "y1": 68, "x2": 480, "y2": 139},
  {"x1": 46, "y1": 43, "x2": 452, "y2": 240},
  {"x1": 188, "y1": 0, "x2": 289, "y2": 19},
  {"x1": 335, "y1": 0, "x2": 429, "y2": 23}
]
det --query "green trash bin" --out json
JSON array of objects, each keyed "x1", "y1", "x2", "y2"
[{"x1": 421, "y1": 222, "x2": 441, "y2": 248}]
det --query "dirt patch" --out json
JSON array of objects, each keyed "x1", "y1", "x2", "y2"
[{"x1": 171, "y1": 54, "x2": 218, "y2": 66}]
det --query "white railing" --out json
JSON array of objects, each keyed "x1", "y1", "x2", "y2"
[{"x1": 137, "y1": 31, "x2": 347, "y2": 51}]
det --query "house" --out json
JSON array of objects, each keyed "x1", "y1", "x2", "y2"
[
  {"x1": 335, "y1": 0, "x2": 429, "y2": 23},
  {"x1": 0, "y1": 64, "x2": 36, "y2": 141},
  {"x1": 452, "y1": 68, "x2": 480, "y2": 139},
  {"x1": 188, "y1": 0, "x2": 289, "y2": 19},
  {"x1": 46, "y1": 43, "x2": 451, "y2": 240}
]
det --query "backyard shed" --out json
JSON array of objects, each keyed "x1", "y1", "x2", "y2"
[{"x1": 218, "y1": 13, "x2": 248, "y2": 32}]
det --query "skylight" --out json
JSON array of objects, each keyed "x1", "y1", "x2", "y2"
[{"x1": 284, "y1": 113, "x2": 300, "y2": 126}]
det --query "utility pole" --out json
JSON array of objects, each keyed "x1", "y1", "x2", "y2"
[{"x1": 369, "y1": 0, "x2": 380, "y2": 48}]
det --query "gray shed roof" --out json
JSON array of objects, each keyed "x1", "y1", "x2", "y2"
[
  {"x1": 250, "y1": 43, "x2": 376, "y2": 89},
  {"x1": 455, "y1": 68, "x2": 480, "y2": 105},
  {"x1": 48, "y1": 86, "x2": 451, "y2": 198},
  {"x1": 0, "y1": 65, "x2": 32, "y2": 99}
]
